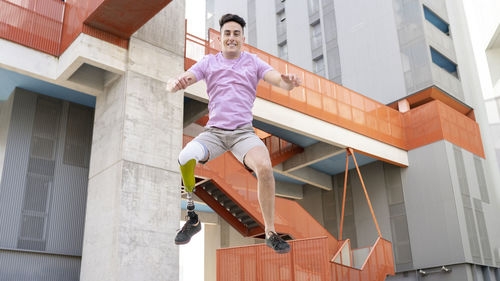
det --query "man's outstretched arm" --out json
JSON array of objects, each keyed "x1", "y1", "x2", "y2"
[
  {"x1": 263, "y1": 70, "x2": 302, "y2": 91},
  {"x1": 166, "y1": 71, "x2": 197, "y2": 93}
]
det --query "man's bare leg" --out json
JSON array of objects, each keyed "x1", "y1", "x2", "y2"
[
  {"x1": 244, "y1": 146, "x2": 290, "y2": 254},
  {"x1": 244, "y1": 146, "x2": 276, "y2": 234}
]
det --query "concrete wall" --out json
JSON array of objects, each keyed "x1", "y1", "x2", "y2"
[
  {"x1": 0, "y1": 90, "x2": 14, "y2": 184},
  {"x1": 285, "y1": 0, "x2": 313, "y2": 72},
  {"x1": 402, "y1": 141, "x2": 465, "y2": 268},
  {"x1": 298, "y1": 184, "x2": 325, "y2": 225},
  {"x1": 255, "y1": 0, "x2": 278, "y2": 56},
  {"x1": 486, "y1": 48, "x2": 500, "y2": 97},
  {"x1": 350, "y1": 162, "x2": 392, "y2": 248},
  {"x1": 342, "y1": 160, "x2": 413, "y2": 271},
  {"x1": 321, "y1": 0, "x2": 342, "y2": 83},
  {"x1": 447, "y1": 1, "x2": 500, "y2": 266},
  {"x1": 387, "y1": 263, "x2": 474, "y2": 281},
  {"x1": 401, "y1": 140, "x2": 500, "y2": 269},
  {"x1": 453, "y1": 0, "x2": 500, "y2": 210},
  {"x1": 79, "y1": 2, "x2": 185, "y2": 280},
  {"x1": 392, "y1": 0, "x2": 434, "y2": 96},
  {"x1": 335, "y1": 0, "x2": 407, "y2": 104}
]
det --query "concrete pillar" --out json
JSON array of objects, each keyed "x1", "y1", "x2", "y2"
[{"x1": 79, "y1": 1, "x2": 185, "y2": 280}]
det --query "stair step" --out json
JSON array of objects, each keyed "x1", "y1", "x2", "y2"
[{"x1": 246, "y1": 221, "x2": 259, "y2": 229}]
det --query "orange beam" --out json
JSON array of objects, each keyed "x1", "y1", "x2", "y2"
[
  {"x1": 349, "y1": 148, "x2": 382, "y2": 237},
  {"x1": 339, "y1": 153, "x2": 349, "y2": 241}
]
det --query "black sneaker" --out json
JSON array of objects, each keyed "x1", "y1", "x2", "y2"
[
  {"x1": 265, "y1": 232, "x2": 290, "y2": 254},
  {"x1": 175, "y1": 220, "x2": 201, "y2": 245}
]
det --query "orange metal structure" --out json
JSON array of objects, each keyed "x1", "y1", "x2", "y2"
[
  {"x1": 84, "y1": 0, "x2": 173, "y2": 39},
  {"x1": 184, "y1": 29, "x2": 485, "y2": 159},
  {"x1": 0, "y1": 0, "x2": 172, "y2": 56},
  {"x1": 184, "y1": 133, "x2": 395, "y2": 281},
  {"x1": 0, "y1": 0, "x2": 64, "y2": 56}
]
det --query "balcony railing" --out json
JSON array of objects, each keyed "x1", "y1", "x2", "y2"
[
  {"x1": 0, "y1": 0, "x2": 64, "y2": 56},
  {"x1": 185, "y1": 28, "x2": 485, "y2": 158}
]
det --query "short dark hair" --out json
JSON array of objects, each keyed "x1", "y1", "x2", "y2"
[{"x1": 219, "y1": 14, "x2": 246, "y2": 31}]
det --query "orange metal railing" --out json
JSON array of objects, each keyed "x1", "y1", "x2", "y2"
[
  {"x1": 0, "y1": 0, "x2": 64, "y2": 56},
  {"x1": 184, "y1": 29, "x2": 485, "y2": 159},
  {"x1": 0, "y1": 0, "x2": 128, "y2": 56},
  {"x1": 186, "y1": 133, "x2": 395, "y2": 280},
  {"x1": 217, "y1": 237, "x2": 331, "y2": 281},
  {"x1": 216, "y1": 236, "x2": 394, "y2": 281},
  {"x1": 185, "y1": 136, "x2": 340, "y2": 254},
  {"x1": 186, "y1": 29, "x2": 406, "y2": 150},
  {"x1": 331, "y1": 237, "x2": 395, "y2": 281},
  {"x1": 404, "y1": 99, "x2": 484, "y2": 157}
]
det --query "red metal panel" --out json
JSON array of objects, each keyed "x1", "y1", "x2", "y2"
[
  {"x1": 84, "y1": 0, "x2": 173, "y2": 39},
  {"x1": 217, "y1": 237, "x2": 331, "y2": 281},
  {"x1": 60, "y1": 0, "x2": 129, "y2": 54},
  {"x1": 59, "y1": 0, "x2": 88, "y2": 53},
  {"x1": 82, "y1": 24, "x2": 128, "y2": 48},
  {"x1": 0, "y1": 0, "x2": 64, "y2": 56}
]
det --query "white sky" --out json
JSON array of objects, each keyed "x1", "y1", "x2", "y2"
[
  {"x1": 185, "y1": 0, "x2": 207, "y2": 39},
  {"x1": 179, "y1": 221, "x2": 205, "y2": 281}
]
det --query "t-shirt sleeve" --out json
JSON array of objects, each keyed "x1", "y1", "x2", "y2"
[
  {"x1": 255, "y1": 56, "x2": 273, "y2": 81},
  {"x1": 187, "y1": 55, "x2": 209, "y2": 82}
]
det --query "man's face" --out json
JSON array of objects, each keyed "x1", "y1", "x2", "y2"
[{"x1": 220, "y1": 21, "x2": 245, "y2": 58}]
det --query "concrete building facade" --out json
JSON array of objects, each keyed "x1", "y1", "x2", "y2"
[
  {"x1": 0, "y1": 0, "x2": 499, "y2": 281},
  {"x1": 202, "y1": 0, "x2": 500, "y2": 280}
]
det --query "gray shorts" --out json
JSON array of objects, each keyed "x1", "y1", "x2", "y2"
[{"x1": 192, "y1": 124, "x2": 267, "y2": 166}]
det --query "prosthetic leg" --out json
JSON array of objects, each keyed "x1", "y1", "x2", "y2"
[
  {"x1": 175, "y1": 158, "x2": 201, "y2": 245},
  {"x1": 180, "y1": 159, "x2": 198, "y2": 224}
]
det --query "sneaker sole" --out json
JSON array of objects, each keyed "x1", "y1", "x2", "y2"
[
  {"x1": 174, "y1": 227, "x2": 201, "y2": 245},
  {"x1": 175, "y1": 239, "x2": 191, "y2": 245},
  {"x1": 275, "y1": 247, "x2": 290, "y2": 254}
]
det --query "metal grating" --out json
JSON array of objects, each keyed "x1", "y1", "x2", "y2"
[
  {"x1": 464, "y1": 200, "x2": 482, "y2": 263},
  {"x1": 384, "y1": 163, "x2": 413, "y2": 271},
  {"x1": 474, "y1": 157, "x2": 489, "y2": 203},
  {"x1": 18, "y1": 96, "x2": 61, "y2": 251},
  {"x1": 454, "y1": 147, "x2": 470, "y2": 195},
  {"x1": 63, "y1": 103, "x2": 94, "y2": 168},
  {"x1": 454, "y1": 147, "x2": 483, "y2": 263},
  {"x1": 474, "y1": 199, "x2": 493, "y2": 265}
]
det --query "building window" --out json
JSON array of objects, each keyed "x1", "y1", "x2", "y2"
[
  {"x1": 313, "y1": 56, "x2": 325, "y2": 76},
  {"x1": 430, "y1": 47, "x2": 458, "y2": 78},
  {"x1": 278, "y1": 42, "x2": 288, "y2": 60},
  {"x1": 423, "y1": 6, "x2": 449, "y2": 35},
  {"x1": 311, "y1": 21, "x2": 322, "y2": 50}
]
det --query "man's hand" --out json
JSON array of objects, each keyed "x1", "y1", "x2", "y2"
[
  {"x1": 166, "y1": 75, "x2": 194, "y2": 93},
  {"x1": 281, "y1": 73, "x2": 302, "y2": 90}
]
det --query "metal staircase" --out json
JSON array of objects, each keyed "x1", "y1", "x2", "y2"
[{"x1": 184, "y1": 133, "x2": 395, "y2": 280}]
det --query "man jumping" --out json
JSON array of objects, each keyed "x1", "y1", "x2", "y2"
[{"x1": 166, "y1": 13, "x2": 301, "y2": 254}]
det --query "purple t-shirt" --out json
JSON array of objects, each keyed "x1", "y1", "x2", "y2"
[{"x1": 188, "y1": 51, "x2": 273, "y2": 130}]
